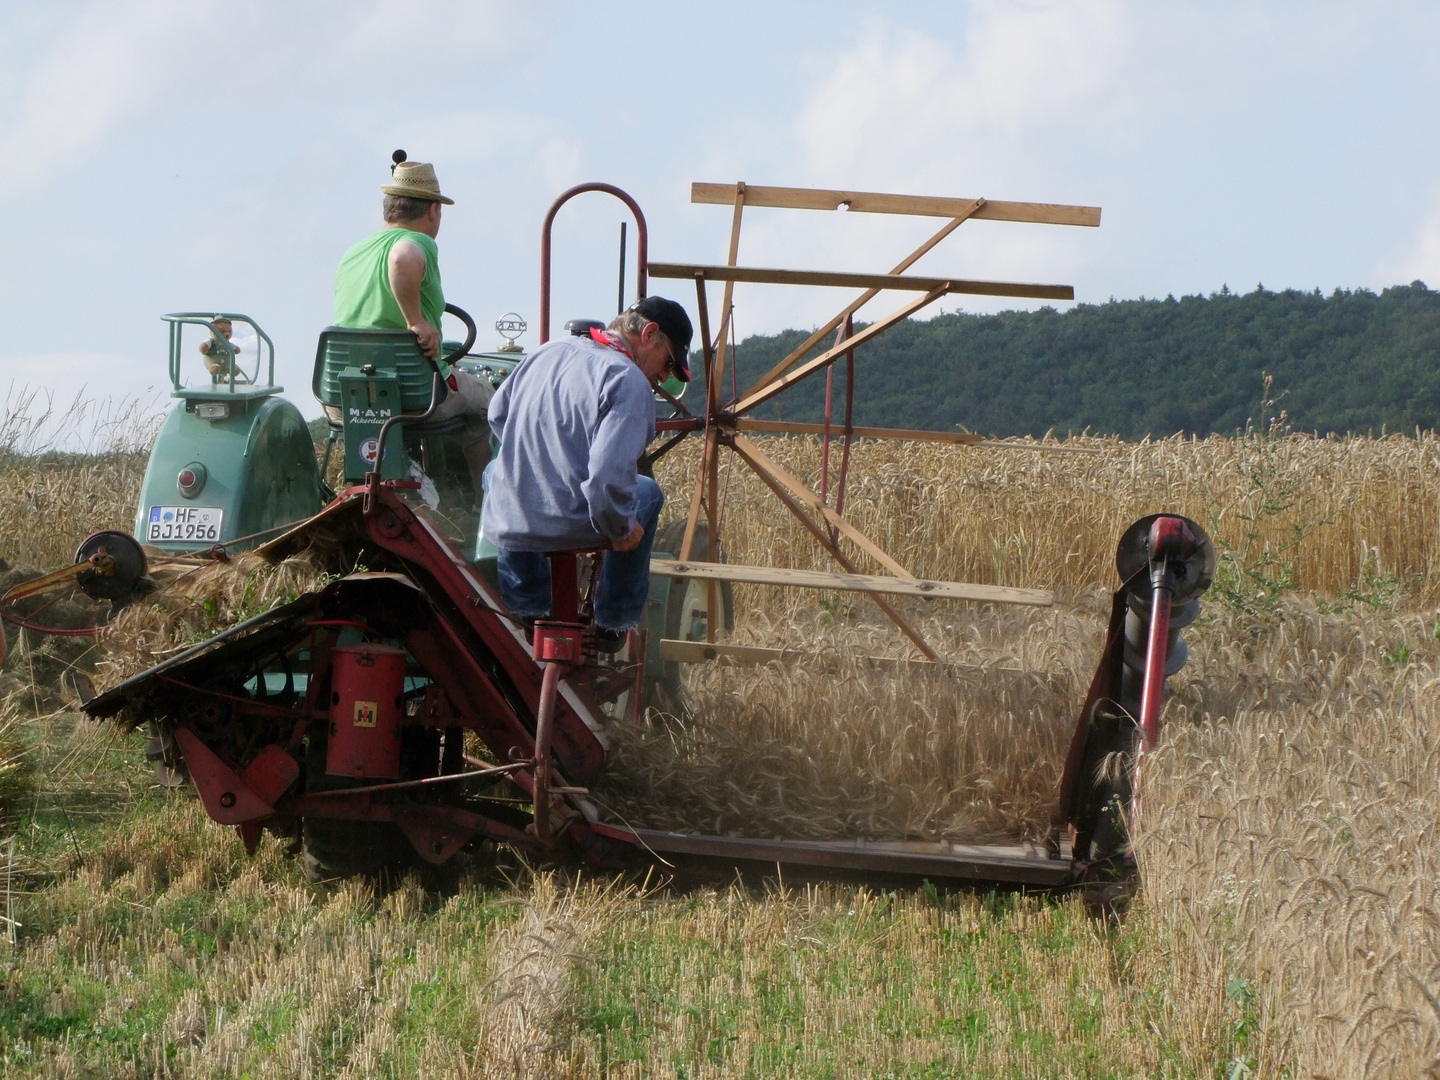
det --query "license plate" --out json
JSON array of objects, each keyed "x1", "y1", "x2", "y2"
[{"x1": 146, "y1": 505, "x2": 224, "y2": 543}]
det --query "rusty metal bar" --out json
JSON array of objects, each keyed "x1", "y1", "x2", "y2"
[
  {"x1": 834, "y1": 317, "x2": 856, "y2": 535},
  {"x1": 820, "y1": 323, "x2": 839, "y2": 511},
  {"x1": 728, "y1": 441, "x2": 938, "y2": 660},
  {"x1": 738, "y1": 200, "x2": 983, "y2": 400}
]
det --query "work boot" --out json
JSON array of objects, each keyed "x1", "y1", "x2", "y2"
[{"x1": 593, "y1": 628, "x2": 626, "y2": 654}]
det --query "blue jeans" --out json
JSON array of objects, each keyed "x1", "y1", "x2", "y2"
[{"x1": 495, "y1": 476, "x2": 664, "y2": 632}]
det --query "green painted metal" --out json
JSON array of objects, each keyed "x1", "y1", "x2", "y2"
[
  {"x1": 338, "y1": 368, "x2": 407, "y2": 483},
  {"x1": 134, "y1": 393, "x2": 322, "y2": 552},
  {"x1": 139, "y1": 313, "x2": 319, "y2": 552},
  {"x1": 454, "y1": 350, "x2": 522, "y2": 389},
  {"x1": 313, "y1": 326, "x2": 434, "y2": 412}
]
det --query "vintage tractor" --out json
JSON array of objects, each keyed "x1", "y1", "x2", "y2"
[
  {"x1": 9, "y1": 179, "x2": 1215, "y2": 888},
  {"x1": 126, "y1": 296, "x2": 726, "y2": 704},
  {"x1": 133, "y1": 307, "x2": 511, "y2": 552}
]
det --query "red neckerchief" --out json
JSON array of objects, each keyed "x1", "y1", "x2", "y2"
[{"x1": 588, "y1": 327, "x2": 632, "y2": 358}]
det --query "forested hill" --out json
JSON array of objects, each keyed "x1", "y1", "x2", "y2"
[{"x1": 686, "y1": 282, "x2": 1440, "y2": 439}]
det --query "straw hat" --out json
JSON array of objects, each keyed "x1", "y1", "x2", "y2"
[{"x1": 381, "y1": 159, "x2": 454, "y2": 205}]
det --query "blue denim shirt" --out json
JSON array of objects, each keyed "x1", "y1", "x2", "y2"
[{"x1": 481, "y1": 335, "x2": 656, "y2": 551}]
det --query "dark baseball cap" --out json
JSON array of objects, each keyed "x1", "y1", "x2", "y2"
[{"x1": 629, "y1": 296, "x2": 692, "y2": 382}]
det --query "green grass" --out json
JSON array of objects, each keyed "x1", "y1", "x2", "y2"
[
  {"x1": 556, "y1": 885, "x2": 1206, "y2": 1078},
  {"x1": 0, "y1": 714, "x2": 1254, "y2": 1078},
  {"x1": 0, "y1": 714, "x2": 528, "y2": 1077}
]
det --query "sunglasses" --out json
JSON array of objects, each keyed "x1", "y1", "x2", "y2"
[{"x1": 662, "y1": 335, "x2": 682, "y2": 377}]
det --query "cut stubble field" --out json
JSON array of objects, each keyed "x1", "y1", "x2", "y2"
[{"x1": 1, "y1": 390, "x2": 1439, "y2": 1077}]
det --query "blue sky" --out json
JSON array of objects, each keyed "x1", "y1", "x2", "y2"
[{"x1": 2, "y1": 0, "x2": 1439, "y2": 420}]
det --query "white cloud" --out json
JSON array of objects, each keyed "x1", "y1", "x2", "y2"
[
  {"x1": 712, "y1": 2, "x2": 1138, "y2": 334},
  {"x1": 795, "y1": 2, "x2": 1139, "y2": 187},
  {"x1": 797, "y1": 1, "x2": 1128, "y2": 179},
  {"x1": 0, "y1": 0, "x2": 534, "y2": 191},
  {"x1": 1377, "y1": 194, "x2": 1440, "y2": 290},
  {"x1": 0, "y1": 0, "x2": 213, "y2": 184}
]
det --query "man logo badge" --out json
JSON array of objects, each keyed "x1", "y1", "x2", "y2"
[{"x1": 353, "y1": 701, "x2": 379, "y2": 728}]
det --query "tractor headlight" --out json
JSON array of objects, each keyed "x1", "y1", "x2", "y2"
[
  {"x1": 195, "y1": 402, "x2": 229, "y2": 420},
  {"x1": 177, "y1": 462, "x2": 208, "y2": 499}
]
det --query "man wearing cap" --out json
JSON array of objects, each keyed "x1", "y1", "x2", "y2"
[
  {"x1": 481, "y1": 297, "x2": 692, "y2": 649},
  {"x1": 333, "y1": 155, "x2": 493, "y2": 502}
]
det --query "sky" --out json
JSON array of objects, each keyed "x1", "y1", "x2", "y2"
[{"x1": 2, "y1": 0, "x2": 1439, "y2": 427}]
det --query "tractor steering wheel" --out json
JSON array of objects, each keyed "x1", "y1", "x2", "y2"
[{"x1": 439, "y1": 303, "x2": 478, "y2": 370}]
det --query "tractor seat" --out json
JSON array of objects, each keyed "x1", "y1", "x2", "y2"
[
  {"x1": 313, "y1": 326, "x2": 460, "y2": 435},
  {"x1": 531, "y1": 547, "x2": 625, "y2": 661},
  {"x1": 543, "y1": 547, "x2": 609, "y2": 622}
]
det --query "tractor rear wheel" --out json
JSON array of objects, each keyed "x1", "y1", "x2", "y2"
[
  {"x1": 301, "y1": 816, "x2": 415, "y2": 883},
  {"x1": 648, "y1": 520, "x2": 733, "y2": 713},
  {"x1": 300, "y1": 727, "x2": 433, "y2": 883}
]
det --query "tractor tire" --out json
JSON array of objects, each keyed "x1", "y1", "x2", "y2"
[
  {"x1": 649, "y1": 520, "x2": 733, "y2": 712},
  {"x1": 300, "y1": 726, "x2": 427, "y2": 883},
  {"x1": 301, "y1": 816, "x2": 415, "y2": 884},
  {"x1": 654, "y1": 519, "x2": 734, "y2": 637}
]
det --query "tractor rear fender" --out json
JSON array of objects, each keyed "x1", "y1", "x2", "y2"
[{"x1": 135, "y1": 395, "x2": 321, "y2": 552}]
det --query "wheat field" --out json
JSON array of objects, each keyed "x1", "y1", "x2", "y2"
[
  {"x1": 2, "y1": 389, "x2": 1439, "y2": 1076},
  {"x1": 639, "y1": 431, "x2": 1440, "y2": 1076}
]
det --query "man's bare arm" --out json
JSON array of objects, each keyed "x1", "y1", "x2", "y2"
[{"x1": 387, "y1": 241, "x2": 440, "y2": 358}]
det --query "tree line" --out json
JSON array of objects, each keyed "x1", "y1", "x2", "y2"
[{"x1": 684, "y1": 281, "x2": 1440, "y2": 439}]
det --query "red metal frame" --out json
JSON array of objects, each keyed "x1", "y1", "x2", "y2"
[
  {"x1": 86, "y1": 485, "x2": 1204, "y2": 886},
  {"x1": 539, "y1": 183, "x2": 649, "y2": 344},
  {"x1": 1138, "y1": 516, "x2": 1194, "y2": 747},
  {"x1": 326, "y1": 644, "x2": 407, "y2": 780}
]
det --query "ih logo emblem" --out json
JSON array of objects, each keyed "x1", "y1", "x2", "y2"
[{"x1": 353, "y1": 700, "x2": 378, "y2": 728}]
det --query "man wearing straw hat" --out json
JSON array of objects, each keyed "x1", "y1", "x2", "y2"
[{"x1": 333, "y1": 152, "x2": 493, "y2": 503}]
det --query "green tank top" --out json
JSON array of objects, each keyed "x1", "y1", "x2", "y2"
[{"x1": 333, "y1": 227, "x2": 445, "y2": 338}]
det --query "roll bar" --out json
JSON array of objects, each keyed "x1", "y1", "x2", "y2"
[{"x1": 539, "y1": 183, "x2": 648, "y2": 344}]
